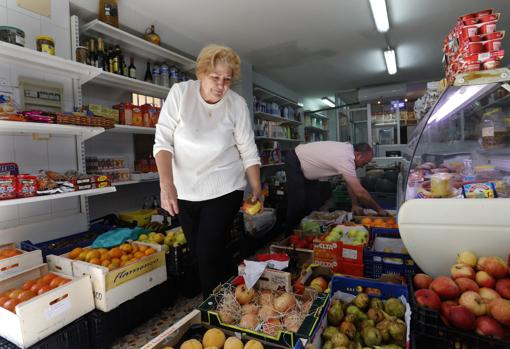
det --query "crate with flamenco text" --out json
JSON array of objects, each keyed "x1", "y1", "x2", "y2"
[
  {"x1": 46, "y1": 241, "x2": 166, "y2": 312},
  {"x1": 0, "y1": 264, "x2": 94, "y2": 348},
  {"x1": 312, "y1": 225, "x2": 368, "y2": 273},
  {"x1": 197, "y1": 275, "x2": 329, "y2": 349},
  {"x1": 0, "y1": 243, "x2": 43, "y2": 281}
]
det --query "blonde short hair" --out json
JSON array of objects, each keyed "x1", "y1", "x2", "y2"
[{"x1": 195, "y1": 44, "x2": 241, "y2": 81}]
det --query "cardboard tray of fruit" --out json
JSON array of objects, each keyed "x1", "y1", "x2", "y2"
[
  {"x1": 0, "y1": 243, "x2": 43, "y2": 281},
  {"x1": 0, "y1": 264, "x2": 95, "y2": 348},
  {"x1": 197, "y1": 277, "x2": 329, "y2": 349},
  {"x1": 318, "y1": 275, "x2": 411, "y2": 349},
  {"x1": 409, "y1": 251, "x2": 510, "y2": 348},
  {"x1": 294, "y1": 265, "x2": 333, "y2": 295},
  {"x1": 46, "y1": 241, "x2": 167, "y2": 312},
  {"x1": 142, "y1": 309, "x2": 289, "y2": 349}
]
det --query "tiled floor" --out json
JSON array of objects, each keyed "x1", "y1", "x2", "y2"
[{"x1": 111, "y1": 294, "x2": 203, "y2": 349}]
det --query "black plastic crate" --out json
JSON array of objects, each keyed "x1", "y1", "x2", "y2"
[
  {"x1": 166, "y1": 243, "x2": 192, "y2": 276},
  {"x1": 20, "y1": 215, "x2": 116, "y2": 261},
  {"x1": 0, "y1": 314, "x2": 90, "y2": 349},
  {"x1": 408, "y1": 276, "x2": 509, "y2": 349},
  {"x1": 176, "y1": 258, "x2": 201, "y2": 298}
]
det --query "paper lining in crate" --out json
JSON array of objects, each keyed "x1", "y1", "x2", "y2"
[
  {"x1": 46, "y1": 241, "x2": 167, "y2": 312},
  {"x1": 0, "y1": 243, "x2": 42, "y2": 281},
  {"x1": 0, "y1": 264, "x2": 94, "y2": 348}
]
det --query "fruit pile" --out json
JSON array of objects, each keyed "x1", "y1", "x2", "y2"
[
  {"x1": 413, "y1": 251, "x2": 510, "y2": 340},
  {"x1": 288, "y1": 234, "x2": 314, "y2": 249},
  {"x1": 67, "y1": 242, "x2": 157, "y2": 271},
  {"x1": 322, "y1": 293, "x2": 407, "y2": 348},
  {"x1": 0, "y1": 273, "x2": 71, "y2": 313},
  {"x1": 359, "y1": 217, "x2": 398, "y2": 229},
  {"x1": 0, "y1": 248, "x2": 22, "y2": 260},
  {"x1": 215, "y1": 284, "x2": 313, "y2": 335},
  {"x1": 322, "y1": 226, "x2": 369, "y2": 246},
  {"x1": 138, "y1": 227, "x2": 186, "y2": 252},
  {"x1": 169, "y1": 328, "x2": 266, "y2": 349}
]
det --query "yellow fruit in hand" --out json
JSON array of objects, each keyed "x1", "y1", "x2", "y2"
[{"x1": 202, "y1": 328, "x2": 226, "y2": 348}]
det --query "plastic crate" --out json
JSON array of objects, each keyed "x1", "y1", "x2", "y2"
[
  {"x1": 166, "y1": 243, "x2": 191, "y2": 276},
  {"x1": 20, "y1": 215, "x2": 116, "y2": 261},
  {"x1": 0, "y1": 314, "x2": 91, "y2": 349},
  {"x1": 364, "y1": 228, "x2": 419, "y2": 279},
  {"x1": 408, "y1": 276, "x2": 509, "y2": 349}
]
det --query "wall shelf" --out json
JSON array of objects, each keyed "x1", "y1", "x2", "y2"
[
  {"x1": 254, "y1": 112, "x2": 302, "y2": 125},
  {"x1": 0, "y1": 41, "x2": 101, "y2": 83},
  {"x1": 114, "y1": 179, "x2": 159, "y2": 186},
  {"x1": 0, "y1": 187, "x2": 116, "y2": 208},
  {"x1": 107, "y1": 125, "x2": 156, "y2": 134},
  {"x1": 305, "y1": 126, "x2": 328, "y2": 133},
  {"x1": 0, "y1": 121, "x2": 105, "y2": 141},
  {"x1": 89, "y1": 71, "x2": 170, "y2": 98},
  {"x1": 253, "y1": 86, "x2": 300, "y2": 108},
  {"x1": 255, "y1": 137, "x2": 302, "y2": 142},
  {"x1": 80, "y1": 19, "x2": 195, "y2": 70}
]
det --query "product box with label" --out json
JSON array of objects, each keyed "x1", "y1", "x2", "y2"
[
  {"x1": 269, "y1": 237, "x2": 314, "y2": 282},
  {"x1": 294, "y1": 265, "x2": 333, "y2": 295},
  {"x1": 0, "y1": 264, "x2": 94, "y2": 348},
  {"x1": 0, "y1": 243, "x2": 42, "y2": 281},
  {"x1": 47, "y1": 242, "x2": 167, "y2": 312},
  {"x1": 237, "y1": 262, "x2": 292, "y2": 292}
]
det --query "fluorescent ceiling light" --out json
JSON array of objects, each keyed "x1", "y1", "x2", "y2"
[
  {"x1": 369, "y1": 0, "x2": 390, "y2": 33},
  {"x1": 321, "y1": 97, "x2": 336, "y2": 107},
  {"x1": 298, "y1": 102, "x2": 304, "y2": 107},
  {"x1": 384, "y1": 48, "x2": 397, "y2": 75}
]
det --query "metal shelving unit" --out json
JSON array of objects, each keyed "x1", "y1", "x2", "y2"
[
  {"x1": 0, "y1": 121, "x2": 105, "y2": 141},
  {"x1": 107, "y1": 125, "x2": 156, "y2": 135},
  {"x1": 89, "y1": 71, "x2": 170, "y2": 99}
]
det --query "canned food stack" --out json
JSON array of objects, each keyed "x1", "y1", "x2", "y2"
[{"x1": 442, "y1": 8, "x2": 505, "y2": 83}]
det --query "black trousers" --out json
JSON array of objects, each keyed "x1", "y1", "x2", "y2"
[
  {"x1": 178, "y1": 190, "x2": 243, "y2": 298},
  {"x1": 284, "y1": 150, "x2": 322, "y2": 235}
]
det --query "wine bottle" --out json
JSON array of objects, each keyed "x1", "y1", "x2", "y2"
[
  {"x1": 144, "y1": 62, "x2": 153, "y2": 83},
  {"x1": 128, "y1": 57, "x2": 136, "y2": 79}
]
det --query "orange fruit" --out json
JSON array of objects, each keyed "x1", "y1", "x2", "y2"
[
  {"x1": 108, "y1": 247, "x2": 123, "y2": 259},
  {"x1": 85, "y1": 250, "x2": 101, "y2": 262},
  {"x1": 41, "y1": 273, "x2": 58, "y2": 284},
  {"x1": 0, "y1": 296, "x2": 10, "y2": 307},
  {"x1": 134, "y1": 251, "x2": 145, "y2": 259},
  {"x1": 119, "y1": 260, "x2": 126, "y2": 267},
  {"x1": 111, "y1": 257, "x2": 120, "y2": 264},
  {"x1": 360, "y1": 217, "x2": 373, "y2": 226},
  {"x1": 30, "y1": 282, "x2": 45, "y2": 294},
  {"x1": 57, "y1": 278, "x2": 71, "y2": 287},
  {"x1": 97, "y1": 248, "x2": 108, "y2": 255},
  {"x1": 89, "y1": 258, "x2": 101, "y2": 265},
  {"x1": 8, "y1": 289, "x2": 23, "y2": 299},
  {"x1": 17, "y1": 290, "x2": 36, "y2": 302},
  {"x1": 144, "y1": 248, "x2": 156, "y2": 256},
  {"x1": 21, "y1": 280, "x2": 36, "y2": 291},
  {"x1": 100, "y1": 253, "x2": 110, "y2": 262},
  {"x1": 101, "y1": 259, "x2": 111, "y2": 267},
  {"x1": 3, "y1": 298, "x2": 20, "y2": 312},
  {"x1": 108, "y1": 261, "x2": 120, "y2": 270},
  {"x1": 68, "y1": 247, "x2": 82, "y2": 259},
  {"x1": 131, "y1": 245, "x2": 139, "y2": 254},
  {"x1": 120, "y1": 254, "x2": 129, "y2": 261},
  {"x1": 49, "y1": 277, "x2": 65, "y2": 288},
  {"x1": 138, "y1": 245, "x2": 148, "y2": 252},
  {"x1": 37, "y1": 285, "x2": 52, "y2": 295},
  {"x1": 77, "y1": 250, "x2": 89, "y2": 261},
  {"x1": 119, "y1": 243, "x2": 132, "y2": 254}
]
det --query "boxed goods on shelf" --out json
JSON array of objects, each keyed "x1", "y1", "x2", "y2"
[
  {"x1": 0, "y1": 243, "x2": 43, "y2": 281},
  {"x1": 197, "y1": 276, "x2": 329, "y2": 349},
  {"x1": 0, "y1": 264, "x2": 95, "y2": 348},
  {"x1": 118, "y1": 208, "x2": 158, "y2": 226},
  {"x1": 363, "y1": 228, "x2": 418, "y2": 280},
  {"x1": 47, "y1": 241, "x2": 167, "y2": 312}
]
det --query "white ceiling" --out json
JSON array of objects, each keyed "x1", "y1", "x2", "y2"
[{"x1": 118, "y1": 0, "x2": 509, "y2": 101}]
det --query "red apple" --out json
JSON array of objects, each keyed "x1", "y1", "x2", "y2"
[
  {"x1": 413, "y1": 273, "x2": 433, "y2": 290},
  {"x1": 455, "y1": 277, "x2": 479, "y2": 293},
  {"x1": 440, "y1": 300, "x2": 458, "y2": 324},
  {"x1": 459, "y1": 291, "x2": 487, "y2": 316},
  {"x1": 476, "y1": 316, "x2": 506, "y2": 339},
  {"x1": 451, "y1": 264, "x2": 475, "y2": 280},
  {"x1": 477, "y1": 256, "x2": 508, "y2": 279},
  {"x1": 475, "y1": 271, "x2": 496, "y2": 288},
  {"x1": 495, "y1": 278, "x2": 510, "y2": 299},
  {"x1": 309, "y1": 276, "x2": 328, "y2": 293},
  {"x1": 479, "y1": 287, "x2": 501, "y2": 304},
  {"x1": 489, "y1": 298, "x2": 510, "y2": 326},
  {"x1": 430, "y1": 276, "x2": 460, "y2": 300},
  {"x1": 415, "y1": 289, "x2": 441, "y2": 310},
  {"x1": 449, "y1": 305, "x2": 476, "y2": 330},
  {"x1": 456, "y1": 251, "x2": 477, "y2": 268}
]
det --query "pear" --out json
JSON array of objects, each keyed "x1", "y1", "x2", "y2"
[{"x1": 384, "y1": 298, "x2": 405, "y2": 319}]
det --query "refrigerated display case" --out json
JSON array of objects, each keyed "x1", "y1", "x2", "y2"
[{"x1": 397, "y1": 68, "x2": 510, "y2": 277}]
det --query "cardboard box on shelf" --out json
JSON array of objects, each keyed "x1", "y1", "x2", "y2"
[
  {"x1": 0, "y1": 264, "x2": 94, "y2": 348},
  {"x1": 0, "y1": 243, "x2": 42, "y2": 281},
  {"x1": 46, "y1": 242, "x2": 166, "y2": 312}
]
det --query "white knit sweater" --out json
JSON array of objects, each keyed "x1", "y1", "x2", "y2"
[{"x1": 153, "y1": 80, "x2": 260, "y2": 201}]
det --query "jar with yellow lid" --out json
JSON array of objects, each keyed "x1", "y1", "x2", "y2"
[{"x1": 36, "y1": 35, "x2": 55, "y2": 55}]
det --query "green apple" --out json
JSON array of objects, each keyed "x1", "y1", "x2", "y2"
[{"x1": 138, "y1": 234, "x2": 148, "y2": 241}]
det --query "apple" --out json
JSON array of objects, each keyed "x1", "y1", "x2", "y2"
[
  {"x1": 450, "y1": 264, "x2": 475, "y2": 280},
  {"x1": 440, "y1": 300, "x2": 458, "y2": 324},
  {"x1": 414, "y1": 289, "x2": 441, "y2": 310},
  {"x1": 454, "y1": 277, "x2": 479, "y2": 293},
  {"x1": 477, "y1": 256, "x2": 508, "y2": 279},
  {"x1": 413, "y1": 273, "x2": 433, "y2": 290},
  {"x1": 310, "y1": 276, "x2": 328, "y2": 293},
  {"x1": 479, "y1": 287, "x2": 501, "y2": 303},
  {"x1": 273, "y1": 292, "x2": 296, "y2": 313},
  {"x1": 242, "y1": 200, "x2": 262, "y2": 216},
  {"x1": 456, "y1": 251, "x2": 477, "y2": 268},
  {"x1": 476, "y1": 315, "x2": 506, "y2": 339},
  {"x1": 489, "y1": 298, "x2": 510, "y2": 326},
  {"x1": 449, "y1": 305, "x2": 476, "y2": 330},
  {"x1": 235, "y1": 284, "x2": 256, "y2": 305},
  {"x1": 475, "y1": 271, "x2": 496, "y2": 288},
  {"x1": 495, "y1": 278, "x2": 510, "y2": 299},
  {"x1": 430, "y1": 276, "x2": 460, "y2": 300},
  {"x1": 459, "y1": 291, "x2": 487, "y2": 316}
]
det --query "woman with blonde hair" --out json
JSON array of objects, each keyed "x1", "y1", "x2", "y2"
[{"x1": 154, "y1": 44, "x2": 261, "y2": 297}]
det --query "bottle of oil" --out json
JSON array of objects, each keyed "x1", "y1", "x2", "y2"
[{"x1": 98, "y1": 0, "x2": 119, "y2": 28}]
